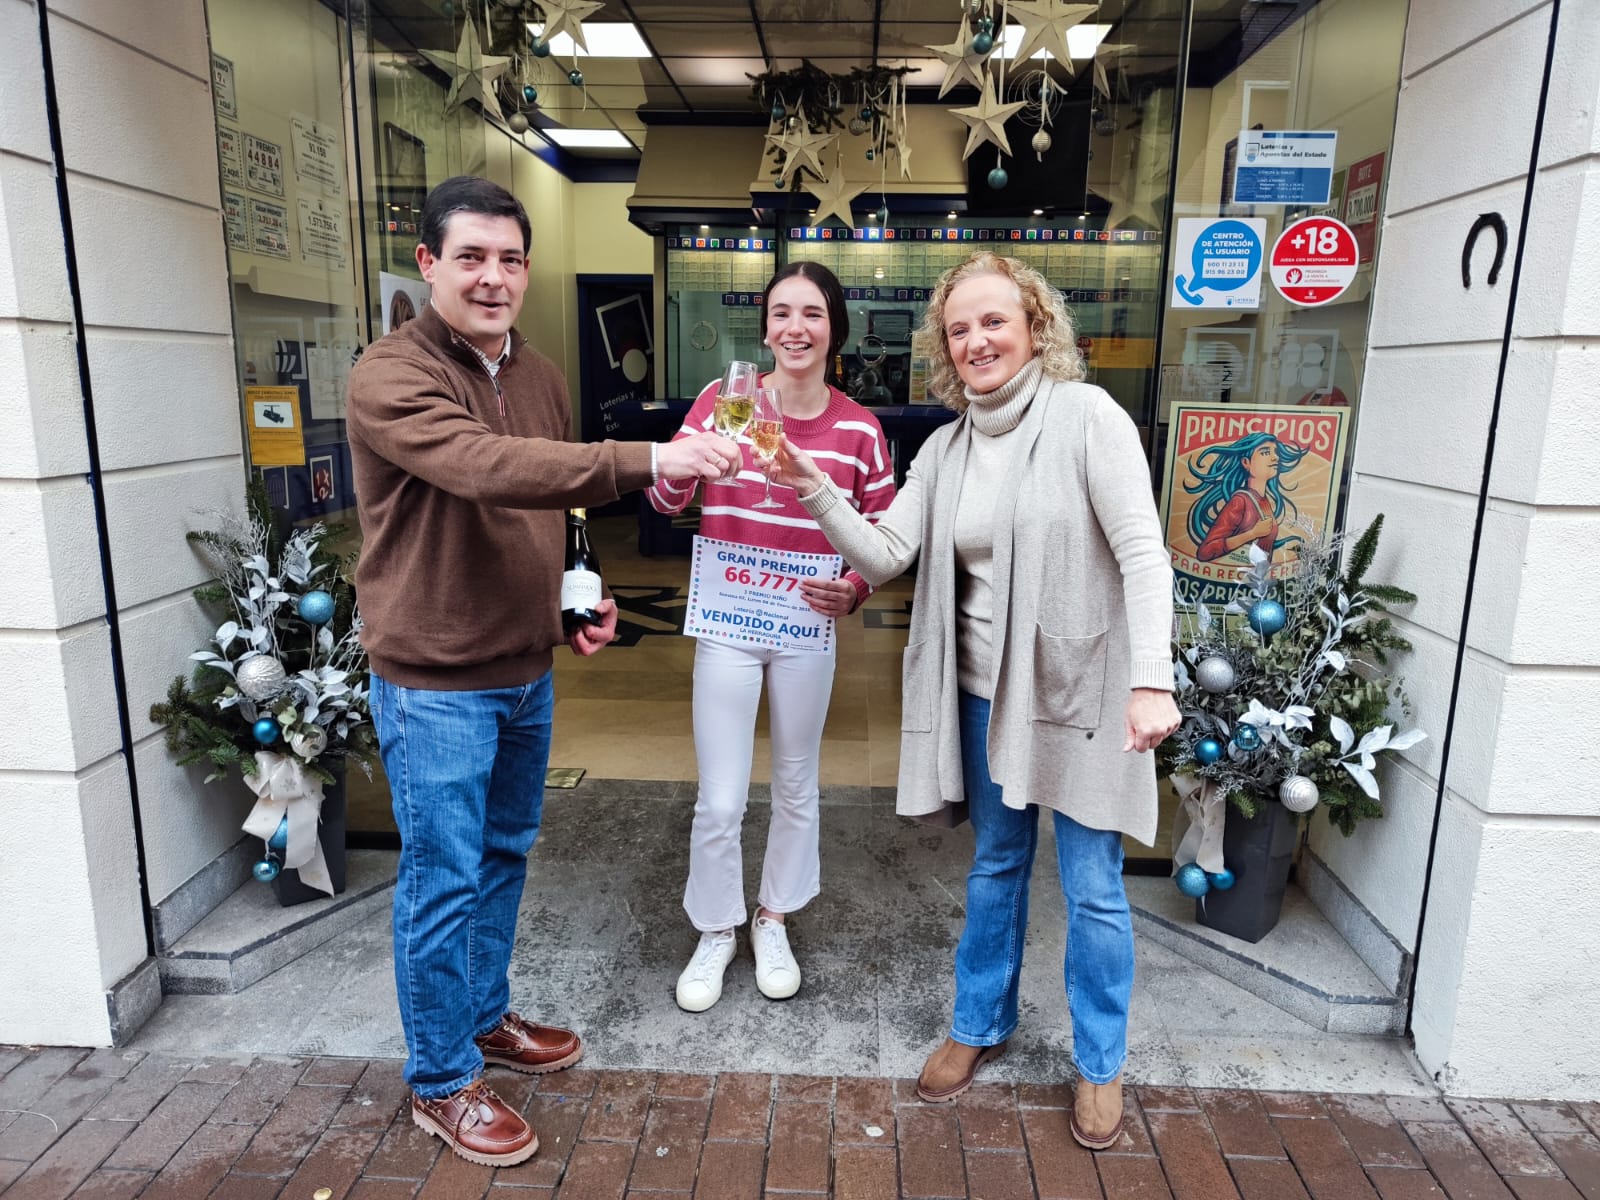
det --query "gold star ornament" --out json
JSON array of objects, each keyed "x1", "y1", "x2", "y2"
[
  {"x1": 769, "y1": 107, "x2": 837, "y2": 182},
  {"x1": 535, "y1": 0, "x2": 605, "y2": 53},
  {"x1": 1007, "y1": 1, "x2": 1099, "y2": 76},
  {"x1": 926, "y1": 13, "x2": 995, "y2": 99},
  {"x1": 951, "y1": 73, "x2": 1027, "y2": 160},
  {"x1": 421, "y1": 19, "x2": 511, "y2": 121},
  {"x1": 805, "y1": 170, "x2": 870, "y2": 230}
]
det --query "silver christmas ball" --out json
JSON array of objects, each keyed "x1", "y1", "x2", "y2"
[
  {"x1": 848, "y1": 117, "x2": 868, "y2": 136},
  {"x1": 1279, "y1": 774, "x2": 1320, "y2": 813},
  {"x1": 1195, "y1": 656, "x2": 1236, "y2": 694},
  {"x1": 235, "y1": 655, "x2": 287, "y2": 701},
  {"x1": 507, "y1": 112, "x2": 530, "y2": 134},
  {"x1": 1031, "y1": 129, "x2": 1053, "y2": 155}
]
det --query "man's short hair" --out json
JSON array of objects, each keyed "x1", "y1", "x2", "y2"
[{"x1": 419, "y1": 176, "x2": 531, "y2": 256}]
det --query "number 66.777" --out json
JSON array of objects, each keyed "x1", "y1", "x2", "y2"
[{"x1": 724, "y1": 567, "x2": 799, "y2": 591}]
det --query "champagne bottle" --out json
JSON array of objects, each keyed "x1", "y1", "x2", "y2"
[{"x1": 561, "y1": 508, "x2": 603, "y2": 634}]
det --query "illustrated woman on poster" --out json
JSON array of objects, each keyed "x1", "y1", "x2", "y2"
[{"x1": 1187, "y1": 432, "x2": 1308, "y2": 562}]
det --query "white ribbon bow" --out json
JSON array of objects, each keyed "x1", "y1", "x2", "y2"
[
  {"x1": 1170, "y1": 771, "x2": 1226, "y2": 876},
  {"x1": 241, "y1": 750, "x2": 333, "y2": 896}
]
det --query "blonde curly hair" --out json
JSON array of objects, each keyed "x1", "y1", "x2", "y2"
[{"x1": 914, "y1": 251, "x2": 1085, "y2": 411}]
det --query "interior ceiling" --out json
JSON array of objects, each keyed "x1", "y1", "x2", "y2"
[{"x1": 375, "y1": 0, "x2": 1281, "y2": 159}]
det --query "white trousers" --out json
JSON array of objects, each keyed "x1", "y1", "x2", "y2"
[{"x1": 683, "y1": 635, "x2": 837, "y2": 931}]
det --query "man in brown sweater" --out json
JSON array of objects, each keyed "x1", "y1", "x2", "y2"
[{"x1": 348, "y1": 176, "x2": 737, "y2": 1167}]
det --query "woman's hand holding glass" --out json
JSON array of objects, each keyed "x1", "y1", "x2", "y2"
[
  {"x1": 760, "y1": 434, "x2": 828, "y2": 499},
  {"x1": 749, "y1": 386, "x2": 785, "y2": 510}
]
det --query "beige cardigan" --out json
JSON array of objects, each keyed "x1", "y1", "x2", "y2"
[{"x1": 801, "y1": 372, "x2": 1174, "y2": 843}]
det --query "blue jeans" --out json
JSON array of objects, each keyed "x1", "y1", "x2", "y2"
[
  {"x1": 951, "y1": 691, "x2": 1134, "y2": 1084},
  {"x1": 370, "y1": 671, "x2": 554, "y2": 1099}
]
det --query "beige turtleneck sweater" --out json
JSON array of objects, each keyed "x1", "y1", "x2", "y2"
[{"x1": 953, "y1": 358, "x2": 1043, "y2": 697}]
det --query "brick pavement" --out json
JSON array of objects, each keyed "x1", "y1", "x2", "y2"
[{"x1": 1, "y1": 1048, "x2": 1597, "y2": 1199}]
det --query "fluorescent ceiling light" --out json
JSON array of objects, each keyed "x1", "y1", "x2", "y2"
[
  {"x1": 543, "y1": 128, "x2": 633, "y2": 149},
  {"x1": 997, "y1": 22, "x2": 1112, "y2": 60},
  {"x1": 528, "y1": 22, "x2": 650, "y2": 58}
]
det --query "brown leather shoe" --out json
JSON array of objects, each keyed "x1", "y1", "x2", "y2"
[
  {"x1": 1070, "y1": 1076, "x2": 1124, "y2": 1150},
  {"x1": 412, "y1": 1078, "x2": 538, "y2": 1166},
  {"x1": 475, "y1": 1011, "x2": 583, "y2": 1074},
  {"x1": 915, "y1": 1037, "x2": 1007, "y2": 1103}
]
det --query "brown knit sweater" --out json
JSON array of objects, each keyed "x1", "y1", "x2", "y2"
[{"x1": 347, "y1": 305, "x2": 652, "y2": 690}]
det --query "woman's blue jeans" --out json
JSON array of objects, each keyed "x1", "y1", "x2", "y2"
[
  {"x1": 951, "y1": 691, "x2": 1135, "y2": 1084},
  {"x1": 370, "y1": 671, "x2": 554, "y2": 1099}
]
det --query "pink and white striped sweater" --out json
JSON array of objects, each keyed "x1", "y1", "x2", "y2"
[{"x1": 647, "y1": 379, "x2": 896, "y2": 607}]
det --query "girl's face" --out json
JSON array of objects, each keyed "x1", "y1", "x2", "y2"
[
  {"x1": 1246, "y1": 442, "x2": 1281, "y2": 480},
  {"x1": 942, "y1": 273, "x2": 1034, "y2": 394},
  {"x1": 765, "y1": 276, "x2": 832, "y2": 378}
]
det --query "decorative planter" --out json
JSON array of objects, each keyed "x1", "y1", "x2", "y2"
[
  {"x1": 271, "y1": 768, "x2": 347, "y2": 907},
  {"x1": 1195, "y1": 797, "x2": 1298, "y2": 943}
]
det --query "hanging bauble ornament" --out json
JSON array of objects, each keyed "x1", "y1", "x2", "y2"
[
  {"x1": 866, "y1": 148, "x2": 876, "y2": 160},
  {"x1": 236, "y1": 656, "x2": 288, "y2": 701},
  {"x1": 1248, "y1": 598, "x2": 1288, "y2": 638},
  {"x1": 298, "y1": 589, "x2": 336, "y2": 625},
  {"x1": 523, "y1": 84, "x2": 538, "y2": 104},
  {"x1": 987, "y1": 166, "x2": 1009, "y2": 189},
  {"x1": 848, "y1": 117, "x2": 868, "y2": 136},
  {"x1": 977, "y1": 14, "x2": 994, "y2": 33},
  {"x1": 1208, "y1": 868, "x2": 1236, "y2": 890},
  {"x1": 252, "y1": 717, "x2": 281, "y2": 745},
  {"x1": 770, "y1": 101, "x2": 785, "y2": 122},
  {"x1": 1195, "y1": 656, "x2": 1236, "y2": 694},
  {"x1": 440, "y1": 0, "x2": 454, "y2": 15},
  {"x1": 876, "y1": 204, "x2": 890, "y2": 224},
  {"x1": 1175, "y1": 863, "x2": 1211, "y2": 898},
  {"x1": 529, "y1": 34, "x2": 549, "y2": 56},
  {"x1": 972, "y1": 31, "x2": 995, "y2": 55},
  {"x1": 568, "y1": 68, "x2": 584, "y2": 87},
  {"x1": 860, "y1": 106, "x2": 874, "y2": 121},
  {"x1": 1232, "y1": 723, "x2": 1263, "y2": 752},
  {"x1": 1279, "y1": 774, "x2": 1321, "y2": 813},
  {"x1": 252, "y1": 858, "x2": 281, "y2": 883},
  {"x1": 507, "y1": 112, "x2": 530, "y2": 134},
  {"x1": 1031, "y1": 128, "x2": 1053, "y2": 157},
  {"x1": 1194, "y1": 737, "x2": 1224, "y2": 765},
  {"x1": 267, "y1": 816, "x2": 289, "y2": 852}
]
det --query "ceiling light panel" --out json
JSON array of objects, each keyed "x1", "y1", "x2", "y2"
[
  {"x1": 996, "y1": 22, "x2": 1112, "y2": 59},
  {"x1": 543, "y1": 128, "x2": 636, "y2": 148},
  {"x1": 528, "y1": 21, "x2": 651, "y2": 57}
]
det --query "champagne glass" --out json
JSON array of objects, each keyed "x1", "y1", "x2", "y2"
[
  {"x1": 709, "y1": 359, "x2": 758, "y2": 488},
  {"x1": 749, "y1": 386, "x2": 785, "y2": 510}
]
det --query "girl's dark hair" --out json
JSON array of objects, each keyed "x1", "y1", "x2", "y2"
[
  {"x1": 762, "y1": 261, "x2": 850, "y2": 387},
  {"x1": 420, "y1": 175, "x2": 531, "y2": 256}
]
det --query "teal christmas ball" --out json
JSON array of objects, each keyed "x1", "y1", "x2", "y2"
[
  {"x1": 1248, "y1": 597, "x2": 1287, "y2": 637},
  {"x1": 1194, "y1": 736, "x2": 1224, "y2": 765},
  {"x1": 523, "y1": 84, "x2": 538, "y2": 104},
  {"x1": 866, "y1": 148, "x2": 875, "y2": 160},
  {"x1": 568, "y1": 68, "x2": 584, "y2": 87},
  {"x1": 972, "y1": 31, "x2": 995, "y2": 54},
  {"x1": 977, "y1": 14, "x2": 994, "y2": 33},
  {"x1": 987, "y1": 166, "x2": 1009, "y2": 189},
  {"x1": 770, "y1": 101, "x2": 785, "y2": 122},
  {"x1": 440, "y1": 0, "x2": 453, "y2": 15},
  {"x1": 1208, "y1": 868, "x2": 1236, "y2": 890},
  {"x1": 876, "y1": 205, "x2": 890, "y2": 224},
  {"x1": 860, "y1": 106, "x2": 873, "y2": 121},
  {"x1": 252, "y1": 717, "x2": 280, "y2": 745},
  {"x1": 1175, "y1": 863, "x2": 1211, "y2": 897},
  {"x1": 1233, "y1": 722, "x2": 1263, "y2": 751},
  {"x1": 268, "y1": 816, "x2": 288, "y2": 852},
  {"x1": 298, "y1": 589, "x2": 335, "y2": 625},
  {"x1": 252, "y1": 858, "x2": 281, "y2": 883},
  {"x1": 529, "y1": 35, "x2": 550, "y2": 57}
]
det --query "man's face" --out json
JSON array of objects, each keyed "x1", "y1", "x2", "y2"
[{"x1": 416, "y1": 211, "x2": 529, "y2": 357}]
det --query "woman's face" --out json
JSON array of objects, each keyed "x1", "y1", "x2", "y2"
[
  {"x1": 942, "y1": 273, "x2": 1033, "y2": 394},
  {"x1": 1245, "y1": 442, "x2": 1280, "y2": 481},
  {"x1": 765, "y1": 275, "x2": 832, "y2": 379}
]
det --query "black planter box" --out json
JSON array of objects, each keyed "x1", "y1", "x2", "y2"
[
  {"x1": 1195, "y1": 797, "x2": 1299, "y2": 943},
  {"x1": 271, "y1": 769, "x2": 348, "y2": 907}
]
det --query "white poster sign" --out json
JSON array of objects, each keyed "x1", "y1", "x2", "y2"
[
  {"x1": 1169, "y1": 218, "x2": 1267, "y2": 310},
  {"x1": 1233, "y1": 130, "x2": 1338, "y2": 206},
  {"x1": 291, "y1": 113, "x2": 343, "y2": 195},
  {"x1": 218, "y1": 126, "x2": 244, "y2": 190},
  {"x1": 296, "y1": 197, "x2": 347, "y2": 269},
  {"x1": 211, "y1": 53, "x2": 237, "y2": 120},
  {"x1": 247, "y1": 197, "x2": 290, "y2": 259},
  {"x1": 244, "y1": 134, "x2": 285, "y2": 197},
  {"x1": 684, "y1": 536, "x2": 841, "y2": 654}
]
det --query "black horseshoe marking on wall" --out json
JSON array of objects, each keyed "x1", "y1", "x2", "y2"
[{"x1": 1462, "y1": 213, "x2": 1507, "y2": 288}]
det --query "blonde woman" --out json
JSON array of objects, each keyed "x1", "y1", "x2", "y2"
[{"x1": 765, "y1": 251, "x2": 1178, "y2": 1149}]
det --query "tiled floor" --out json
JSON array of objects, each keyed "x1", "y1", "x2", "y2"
[{"x1": 2, "y1": 1046, "x2": 1598, "y2": 1200}]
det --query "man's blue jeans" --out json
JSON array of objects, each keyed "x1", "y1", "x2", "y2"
[
  {"x1": 950, "y1": 691, "x2": 1135, "y2": 1085},
  {"x1": 370, "y1": 670, "x2": 554, "y2": 1099}
]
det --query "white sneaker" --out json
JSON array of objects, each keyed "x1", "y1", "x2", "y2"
[
  {"x1": 675, "y1": 929, "x2": 737, "y2": 1012},
  {"x1": 752, "y1": 915, "x2": 801, "y2": 1000}
]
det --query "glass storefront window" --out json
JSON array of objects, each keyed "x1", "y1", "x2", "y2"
[{"x1": 663, "y1": 226, "x2": 776, "y2": 397}]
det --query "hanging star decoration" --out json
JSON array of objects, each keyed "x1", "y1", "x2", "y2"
[
  {"x1": 1093, "y1": 42, "x2": 1137, "y2": 100},
  {"x1": 805, "y1": 160, "x2": 870, "y2": 229},
  {"x1": 1006, "y1": 0, "x2": 1099, "y2": 76},
  {"x1": 534, "y1": 0, "x2": 605, "y2": 53},
  {"x1": 774, "y1": 106, "x2": 838, "y2": 182},
  {"x1": 895, "y1": 77, "x2": 914, "y2": 180},
  {"x1": 951, "y1": 72, "x2": 1028, "y2": 160},
  {"x1": 421, "y1": 14, "x2": 512, "y2": 121},
  {"x1": 926, "y1": 12, "x2": 994, "y2": 99}
]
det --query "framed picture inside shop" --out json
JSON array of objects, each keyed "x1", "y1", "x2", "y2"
[{"x1": 380, "y1": 123, "x2": 428, "y2": 274}]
